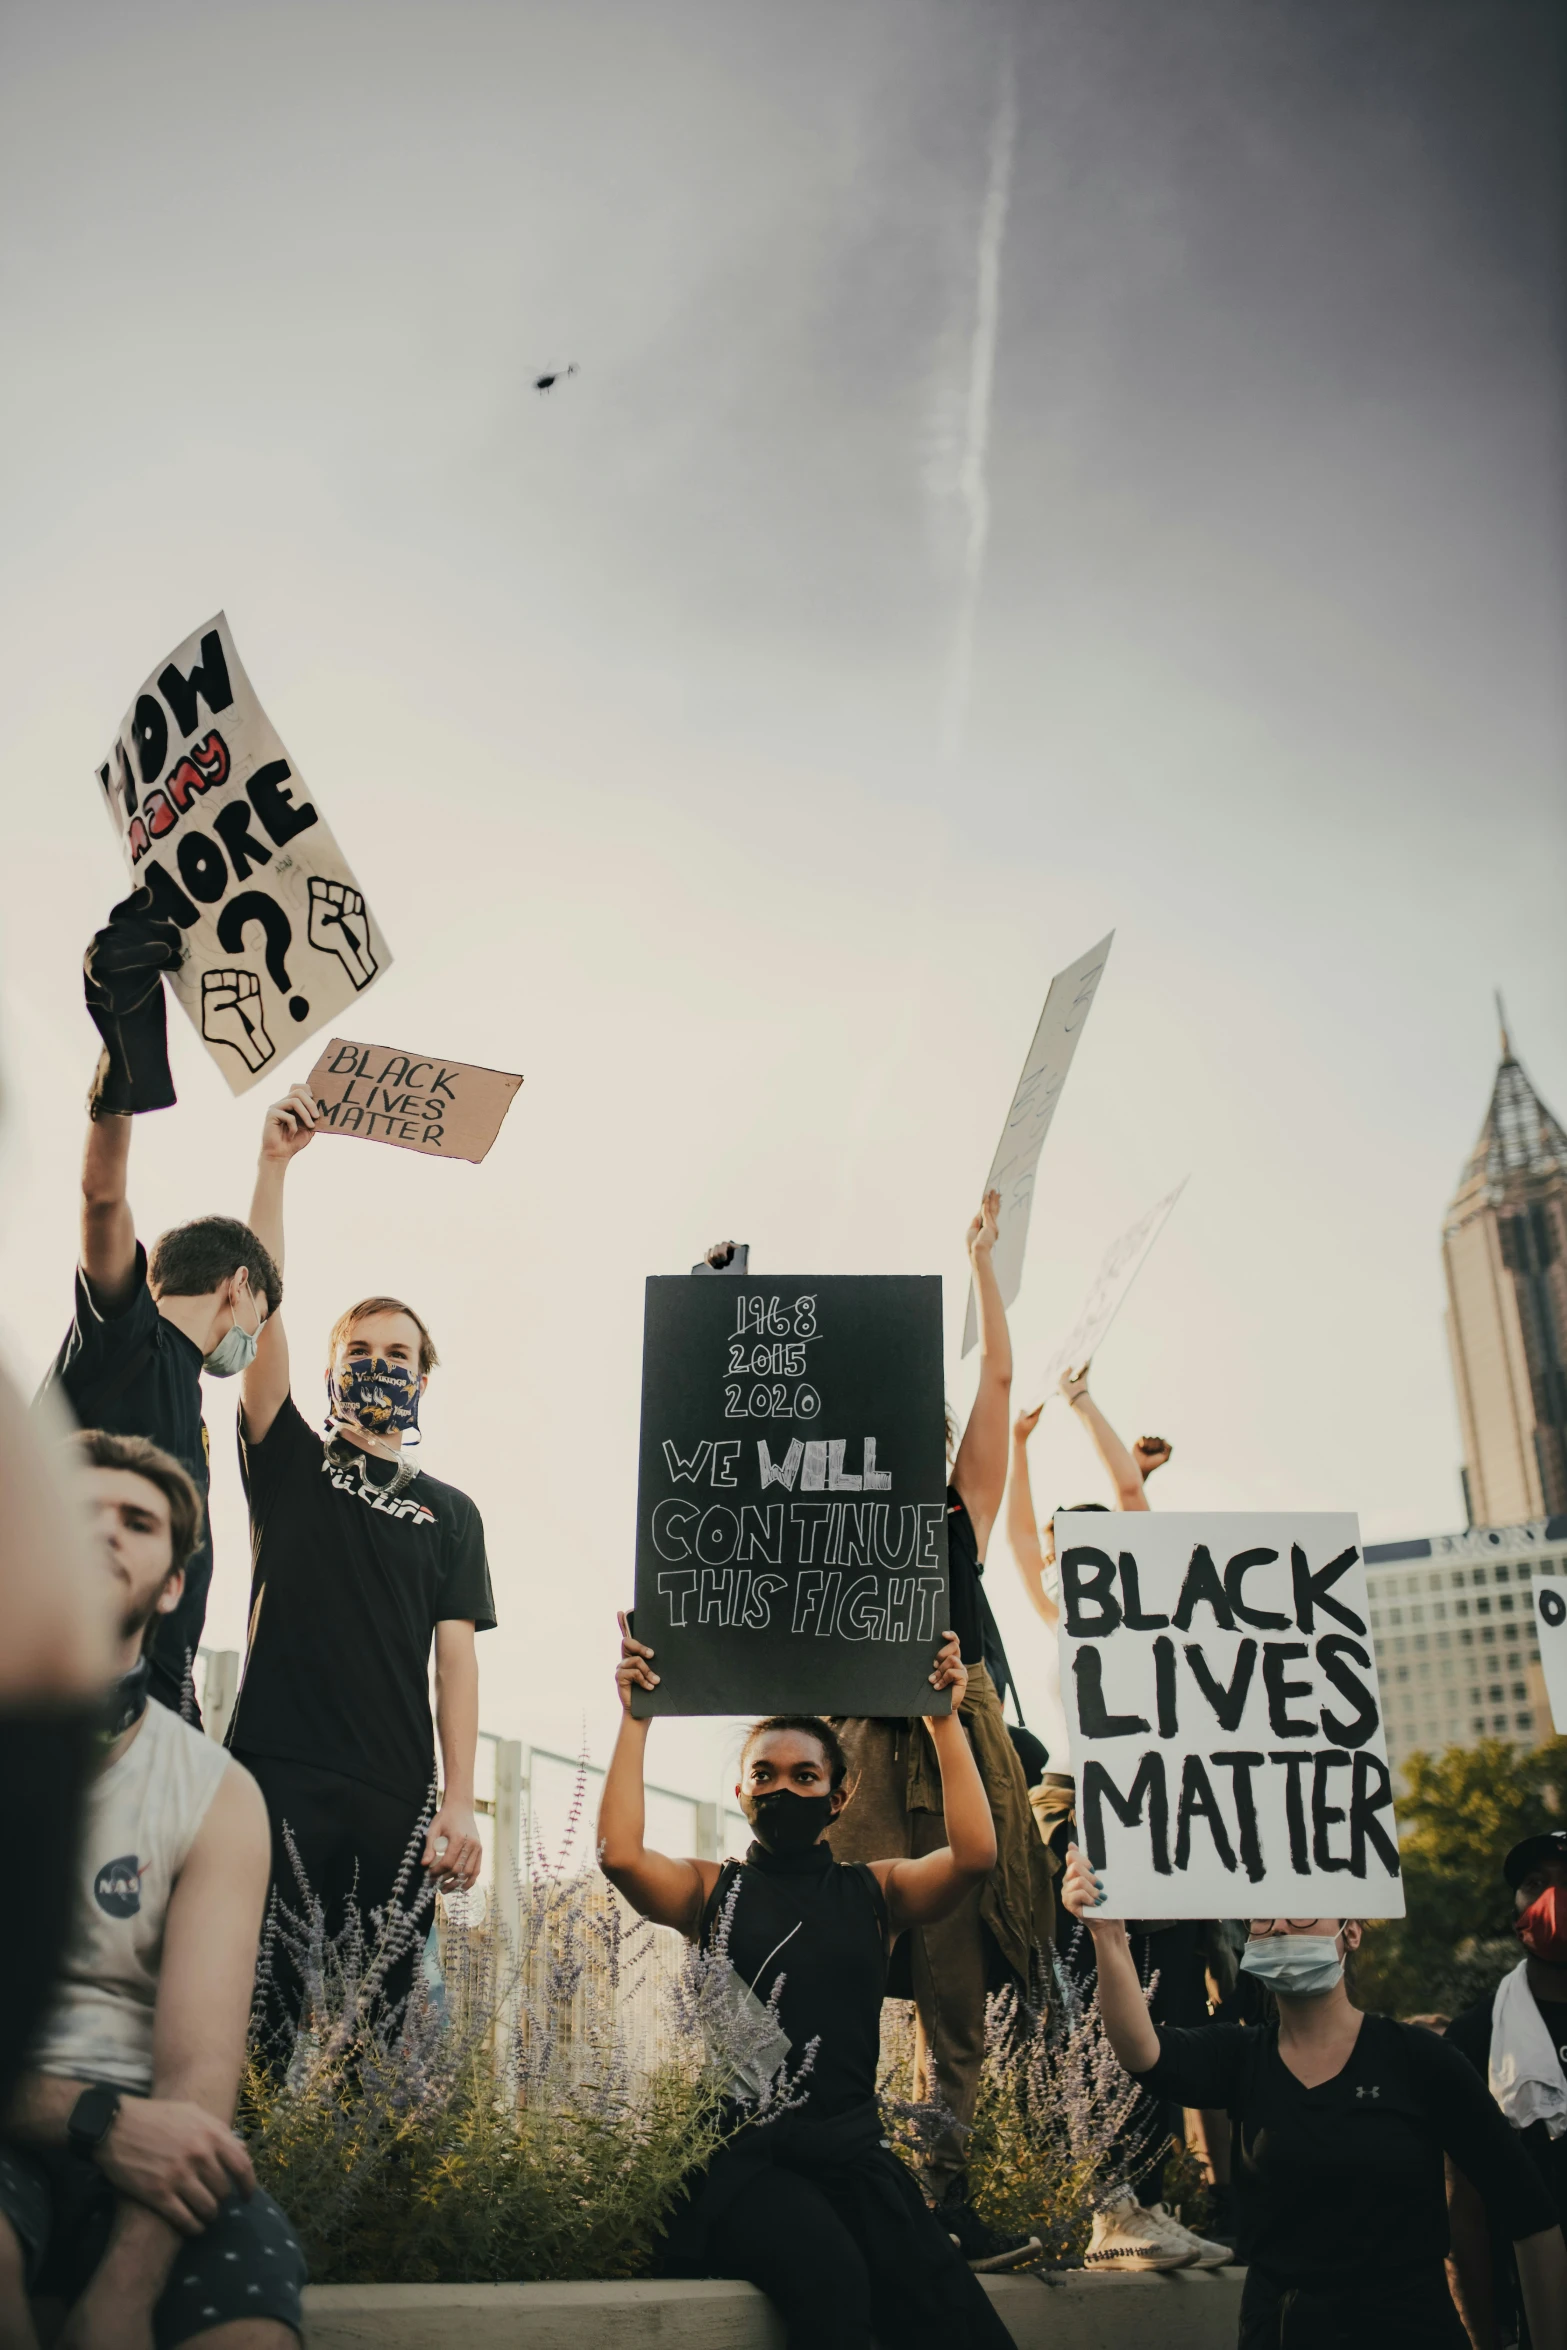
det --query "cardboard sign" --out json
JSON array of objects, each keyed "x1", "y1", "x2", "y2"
[
  {"x1": 307, "y1": 1038, "x2": 523, "y2": 1162},
  {"x1": 1056, "y1": 1512, "x2": 1404, "y2": 1919},
  {"x1": 631, "y1": 1275, "x2": 951, "y2": 1717},
  {"x1": 1535, "y1": 1580, "x2": 1567, "y2": 1732},
  {"x1": 1033, "y1": 1179, "x2": 1188, "y2": 1402},
  {"x1": 961, "y1": 934, "x2": 1113, "y2": 1354},
  {"x1": 95, "y1": 613, "x2": 391, "y2": 1095}
]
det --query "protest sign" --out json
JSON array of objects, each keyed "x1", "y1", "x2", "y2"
[
  {"x1": 1535, "y1": 1579, "x2": 1567, "y2": 1733},
  {"x1": 1031, "y1": 1178, "x2": 1188, "y2": 1402},
  {"x1": 95, "y1": 613, "x2": 391, "y2": 1095},
  {"x1": 1056, "y1": 1511, "x2": 1404, "y2": 1918},
  {"x1": 631, "y1": 1275, "x2": 950, "y2": 1717},
  {"x1": 961, "y1": 934, "x2": 1113, "y2": 1353},
  {"x1": 307, "y1": 1038, "x2": 523, "y2": 1162}
]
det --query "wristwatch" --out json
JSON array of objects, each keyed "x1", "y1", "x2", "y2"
[{"x1": 67, "y1": 2083, "x2": 122, "y2": 2160}]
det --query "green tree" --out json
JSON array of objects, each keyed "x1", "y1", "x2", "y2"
[{"x1": 1356, "y1": 1736, "x2": 1567, "y2": 2017}]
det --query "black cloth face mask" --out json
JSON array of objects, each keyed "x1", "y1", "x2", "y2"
[{"x1": 747, "y1": 1788, "x2": 837, "y2": 1853}]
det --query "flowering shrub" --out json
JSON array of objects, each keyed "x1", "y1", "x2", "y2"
[
  {"x1": 242, "y1": 1797, "x2": 1151, "y2": 2281},
  {"x1": 242, "y1": 1806, "x2": 733, "y2": 2283},
  {"x1": 962, "y1": 1965, "x2": 1158, "y2": 2264}
]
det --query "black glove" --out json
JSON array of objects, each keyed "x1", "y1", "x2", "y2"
[{"x1": 83, "y1": 888, "x2": 184, "y2": 1118}]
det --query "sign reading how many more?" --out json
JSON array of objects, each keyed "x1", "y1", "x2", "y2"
[
  {"x1": 1057, "y1": 1512, "x2": 1405, "y2": 1919},
  {"x1": 630, "y1": 1275, "x2": 952, "y2": 1718},
  {"x1": 95, "y1": 613, "x2": 391, "y2": 1095}
]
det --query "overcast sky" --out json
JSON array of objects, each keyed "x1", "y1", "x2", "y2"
[{"x1": 1, "y1": 0, "x2": 1562, "y2": 1796}]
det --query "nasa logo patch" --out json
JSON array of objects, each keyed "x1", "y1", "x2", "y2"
[{"x1": 94, "y1": 1854, "x2": 145, "y2": 1918}]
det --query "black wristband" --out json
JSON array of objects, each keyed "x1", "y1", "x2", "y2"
[{"x1": 67, "y1": 2082, "x2": 122, "y2": 2159}]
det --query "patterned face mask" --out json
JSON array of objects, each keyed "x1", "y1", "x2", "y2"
[{"x1": 326, "y1": 1355, "x2": 421, "y2": 1439}]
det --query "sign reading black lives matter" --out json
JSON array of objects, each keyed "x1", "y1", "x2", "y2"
[
  {"x1": 96, "y1": 613, "x2": 391, "y2": 1094},
  {"x1": 631, "y1": 1276, "x2": 951, "y2": 1717},
  {"x1": 1057, "y1": 1512, "x2": 1405, "y2": 1918}
]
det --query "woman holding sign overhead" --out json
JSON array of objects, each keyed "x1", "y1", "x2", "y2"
[
  {"x1": 599, "y1": 1615, "x2": 1019, "y2": 2349},
  {"x1": 1060, "y1": 1846, "x2": 1567, "y2": 2348}
]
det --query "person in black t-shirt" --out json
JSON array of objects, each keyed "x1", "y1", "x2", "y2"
[
  {"x1": 228, "y1": 1087, "x2": 496, "y2": 2046},
  {"x1": 827, "y1": 1193, "x2": 1055, "y2": 2268},
  {"x1": 1447, "y1": 1828, "x2": 1567, "y2": 2348},
  {"x1": 41, "y1": 898, "x2": 281, "y2": 1722},
  {"x1": 1061, "y1": 1845, "x2": 1567, "y2": 2349}
]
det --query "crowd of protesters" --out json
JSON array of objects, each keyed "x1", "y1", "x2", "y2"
[{"x1": 3, "y1": 886, "x2": 1567, "y2": 2350}]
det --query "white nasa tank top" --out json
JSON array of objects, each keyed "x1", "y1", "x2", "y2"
[{"x1": 32, "y1": 1696, "x2": 230, "y2": 2092}]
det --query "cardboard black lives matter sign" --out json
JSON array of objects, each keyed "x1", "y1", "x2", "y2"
[
  {"x1": 1057, "y1": 1512, "x2": 1405, "y2": 1918},
  {"x1": 631, "y1": 1275, "x2": 950, "y2": 1717}
]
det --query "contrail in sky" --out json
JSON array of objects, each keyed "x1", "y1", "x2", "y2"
[{"x1": 940, "y1": 38, "x2": 1018, "y2": 767}]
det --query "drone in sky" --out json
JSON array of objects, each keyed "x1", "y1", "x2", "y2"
[{"x1": 533, "y1": 364, "x2": 579, "y2": 393}]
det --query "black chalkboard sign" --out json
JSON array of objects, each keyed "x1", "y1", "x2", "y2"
[{"x1": 631, "y1": 1274, "x2": 951, "y2": 1717}]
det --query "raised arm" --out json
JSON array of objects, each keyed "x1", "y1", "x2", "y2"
[
  {"x1": 1059, "y1": 1843, "x2": 1161, "y2": 2073},
  {"x1": 240, "y1": 1084, "x2": 317, "y2": 1444},
  {"x1": 597, "y1": 1614, "x2": 718, "y2": 1935},
  {"x1": 1060, "y1": 1367, "x2": 1171, "y2": 1512},
  {"x1": 426, "y1": 1619, "x2": 482, "y2": 1892},
  {"x1": 1006, "y1": 1402, "x2": 1058, "y2": 1628},
  {"x1": 877, "y1": 1638, "x2": 997, "y2": 1930},
  {"x1": 78, "y1": 894, "x2": 184, "y2": 1309},
  {"x1": 951, "y1": 1189, "x2": 1012, "y2": 1550},
  {"x1": 80, "y1": 1114, "x2": 138, "y2": 1310}
]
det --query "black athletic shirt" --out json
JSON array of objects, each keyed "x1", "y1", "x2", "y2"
[
  {"x1": 1448, "y1": 1985, "x2": 1567, "y2": 2238},
  {"x1": 1140, "y1": 2012, "x2": 1554, "y2": 2299},
  {"x1": 228, "y1": 1397, "x2": 496, "y2": 1804},
  {"x1": 45, "y1": 1246, "x2": 211, "y2": 1722}
]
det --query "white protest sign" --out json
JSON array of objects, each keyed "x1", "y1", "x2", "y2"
[
  {"x1": 95, "y1": 613, "x2": 391, "y2": 1095},
  {"x1": 961, "y1": 934, "x2": 1113, "y2": 1354},
  {"x1": 1535, "y1": 1580, "x2": 1567, "y2": 1732},
  {"x1": 1056, "y1": 1511, "x2": 1404, "y2": 1919},
  {"x1": 1032, "y1": 1179, "x2": 1188, "y2": 1402}
]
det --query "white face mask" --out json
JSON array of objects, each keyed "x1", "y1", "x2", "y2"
[
  {"x1": 202, "y1": 1283, "x2": 262, "y2": 1378},
  {"x1": 1240, "y1": 1931, "x2": 1347, "y2": 1999}
]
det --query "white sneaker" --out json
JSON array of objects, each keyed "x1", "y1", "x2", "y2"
[
  {"x1": 1146, "y1": 2201, "x2": 1232, "y2": 2268},
  {"x1": 1084, "y1": 2193, "x2": 1196, "y2": 2273}
]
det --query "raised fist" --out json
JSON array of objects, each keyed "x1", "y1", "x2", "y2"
[
  {"x1": 307, "y1": 878, "x2": 378, "y2": 991},
  {"x1": 201, "y1": 969, "x2": 274, "y2": 1073}
]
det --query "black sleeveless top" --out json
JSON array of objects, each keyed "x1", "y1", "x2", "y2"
[{"x1": 699, "y1": 1840, "x2": 888, "y2": 2128}]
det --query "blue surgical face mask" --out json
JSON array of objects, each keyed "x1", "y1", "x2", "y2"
[
  {"x1": 202, "y1": 1283, "x2": 262, "y2": 1378},
  {"x1": 1240, "y1": 1931, "x2": 1346, "y2": 1999},
  {"x1": 327, "y1": 1355, "x2": 422, "y2": 1439}
]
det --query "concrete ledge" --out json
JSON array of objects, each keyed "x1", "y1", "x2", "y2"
[{"x1": 303, "y1": 2268, "x2": 1246, "y2": 2349}]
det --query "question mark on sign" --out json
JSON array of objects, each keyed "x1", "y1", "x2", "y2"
[{"x1": 216, "y1": 893, "x2": 311, "y2": 1021}]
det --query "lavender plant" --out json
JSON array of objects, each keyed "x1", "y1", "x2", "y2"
[
  {"x1": 961, "y1": 1957, "x2": 1160, "y2": 2265},
  {"x1": 242, "y1": 1787, "x2": 820, "y2": 2282}
]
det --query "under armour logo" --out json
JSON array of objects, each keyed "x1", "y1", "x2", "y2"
[{"x1": 1355, "y1": 2085, "x2": 1380, "y2": 2099}]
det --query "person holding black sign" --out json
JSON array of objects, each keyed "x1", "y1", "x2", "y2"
[
  {"x1": 225, "y1": 1086, "x2": 495, "y2": 2047},
  {"x1": 827, "y1": 1193, "x2": 1053, "y2": 2267},
  {"x1": 1061, "y1": 1845, "x2": 1567, "y2": 2348},
  {"x1": 1447, "y1": 1828, "x2": 1567, "y2": 2347},
  {"x1": 43, "y1": 895, "x2": 282, "y2": 1723},
  {"x1": 600, "y1": 1615, "x2": 1018, "y2": 2348}
]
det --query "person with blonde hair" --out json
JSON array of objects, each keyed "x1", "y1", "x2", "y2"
[{"x1": 224, "y1": 1088, "x2": 495, "y2": 2045}]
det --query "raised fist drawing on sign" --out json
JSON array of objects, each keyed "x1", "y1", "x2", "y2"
[
  {"x1": 201, "y1": 969, "x2": 275, "y2": 1072},
  {"x1": 307, "y1": 878, "x2": 378, "y2": 991}
]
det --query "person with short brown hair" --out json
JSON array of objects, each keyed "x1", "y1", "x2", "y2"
[
  {"x1": 0, "y1": 1432, "x2": 305, "y2": 2350},
  {"x1": 223, "y1": 1089, "x2": 495, "y2": 2050},
  {"x1": 45, "y1": 908, "x2": 283, "y2": 1721}
]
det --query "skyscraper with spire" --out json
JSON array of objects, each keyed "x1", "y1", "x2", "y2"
[{"x1": 1442, "y1": 1005, "x2": 1567, "y2": 1528}]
